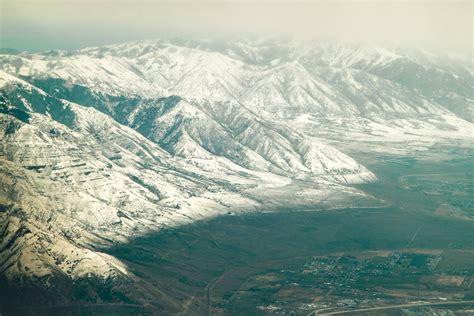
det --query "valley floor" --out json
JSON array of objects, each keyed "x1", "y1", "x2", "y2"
[{"x1": 1, "y1": 145, "x2": 473, "y2": 315}]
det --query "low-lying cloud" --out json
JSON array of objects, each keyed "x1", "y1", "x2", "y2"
[{"x1": 1, "y1": 0, "x2": 472, "y2": 56}]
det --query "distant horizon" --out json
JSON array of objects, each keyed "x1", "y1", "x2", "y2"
[
  {"x1": 1, "y1": 1, "x2": 472, "y2": 57},
  {"x1": 0, "y1": 36, "x2": 471, "y2": 62}
]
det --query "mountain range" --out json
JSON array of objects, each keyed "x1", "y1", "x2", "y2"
[{"x1": 0, "y1": 38, "x2": 472, "y2": 310}]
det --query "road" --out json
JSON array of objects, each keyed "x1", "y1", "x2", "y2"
[
  {"x1": 204, "y1": 274, "x2": 225, "y2": 316},
  {"x1": 314, "y1": 300, "x2": 474, "y2": 315}
]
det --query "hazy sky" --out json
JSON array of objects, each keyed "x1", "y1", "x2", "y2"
[{"x1": 1, "y1": 0, "x2": 472, "y2": 56}]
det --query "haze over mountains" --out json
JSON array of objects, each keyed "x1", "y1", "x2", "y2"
[{"x1": 0, "y1": 38, "x2": 472, "y2": 310}]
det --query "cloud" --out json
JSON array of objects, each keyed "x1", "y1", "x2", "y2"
[{"x1": 1, "y1": 0, "x2": 472, "y2": 56}]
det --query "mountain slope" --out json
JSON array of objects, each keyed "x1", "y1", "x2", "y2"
[
  {"x1": 2, "y1": 39, "x2": 471, "y2": 125},
  {"x1": 0, "y1": 72, "x2": 262, "y2": 306},
  {"x1": 0, "y1": 59, "x2": 375, "y2": 182},
  {"x1": 3, "y1": 39, "x2": 470, "y2": 182},
  {"x1": 0, "y1": 70, "x2": 379, "y2": 310},
  {"x1": 123, "y1": 97, "x2": 374, "y2": 181},
  {"x1": 298, "y1": 43, "x2": 473, "y2": 121}
]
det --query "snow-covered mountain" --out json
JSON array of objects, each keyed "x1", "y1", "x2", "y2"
[
  {"x1": 2, "y1": 38, "x2": 471, "y2": 160},
  {"x1": 0, "y1": 64, "x2": 375, "y2": 307},
  {"x1": 2, "y1": 38, "x2": 470, "y2": 121},
  {"x1": 0, "y1": 68, "x2": 373, "y2": 182},
  {"x1": 0, "y1": 72, "x2": 260, "y2": 282},
  {"x1": 0, "y1": 38, "x2": 472, "y2": 310}
]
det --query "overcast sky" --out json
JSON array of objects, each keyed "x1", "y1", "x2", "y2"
[{"x1": 1, "y1": 1, "x2": 472, "y2": 56}]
